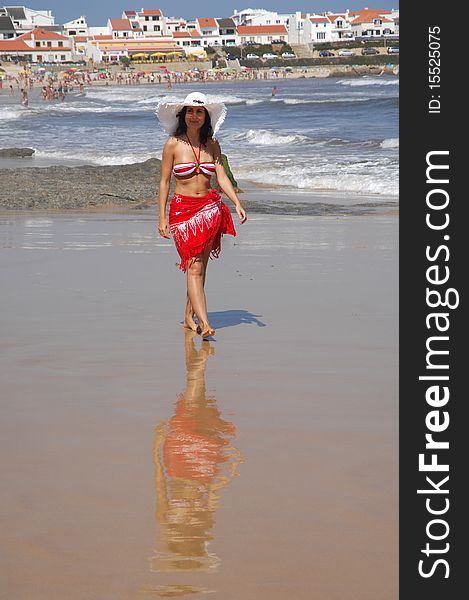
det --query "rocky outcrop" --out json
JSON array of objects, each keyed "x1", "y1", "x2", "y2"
[
  {"x1": 0, "y1": 147, "x2": 35, "y2": 158},
  {"x1": 0, "y1": 158, "x2": 162, "y2": 209}
]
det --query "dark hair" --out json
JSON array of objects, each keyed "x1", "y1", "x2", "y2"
[{"x1": 174, "y1": 106, "x2": 213, "y2": 145}]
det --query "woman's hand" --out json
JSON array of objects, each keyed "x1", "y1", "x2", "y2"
[
  {"x1": 236, "y1": 204, "x2": 247, "y2": 224},
  {"x1": 158, "y1": 218, "x2": 170, "y2": 238}
]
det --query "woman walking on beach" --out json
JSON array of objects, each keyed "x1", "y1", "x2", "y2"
[{"x1": 157, "y1": 92, "x2": 247, "y2": 339}]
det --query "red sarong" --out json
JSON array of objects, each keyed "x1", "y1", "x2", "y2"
[{"x1": 169, "y1": 188, "x2": 236, "y2": 272}]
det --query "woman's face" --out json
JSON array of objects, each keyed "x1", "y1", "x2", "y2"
[{"x1": 185, "y1": 106, "x2": 207, "y2": 129}]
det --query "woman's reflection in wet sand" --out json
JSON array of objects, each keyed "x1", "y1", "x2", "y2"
[{"x1": 151, "y1": 330, "x2": 242, "y2": 573}]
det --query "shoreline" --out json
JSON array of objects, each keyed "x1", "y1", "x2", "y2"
[
  {"x1": 0, "y1": 156, "x2": 398, "y2": 214},
  {"x1": 0, "y1": 63, "x2": 398, "y2": 91}
]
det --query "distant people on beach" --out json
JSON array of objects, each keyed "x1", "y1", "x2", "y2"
[{"x1": 20, "y1": 88, "x2": 28, "y2": 107}]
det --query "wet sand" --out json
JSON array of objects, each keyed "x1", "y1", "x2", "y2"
[{"x1": 0, "y1": 209, "x2": 398, "y2": 599}]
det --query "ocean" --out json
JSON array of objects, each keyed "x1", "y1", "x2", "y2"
[{"x1": 1, "y1": 75, "x2": 398, "y2": 199}]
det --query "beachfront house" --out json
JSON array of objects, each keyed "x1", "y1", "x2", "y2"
[
  {"x1": 327, "y1": 13, "x2": 354, "y2": 40},
  {"x1": 215, "y1": 18, "x2": 238, "y2": 47},
  {"x1": 0, "y1": 11, "x2": 15, "y2": 38},
  {"x1": 108, "y1": 18, "x2": 143, "y2": 39},
  {"x1": 195, "y1": 17, "x2": 220, "y2": 47},
  {"x1": 237, "y1": 24, "x2": 288, "y2": 45},
  {"x1": 304, "y1": 15, "x2": 334, "y2": 44},
  {"x1": 237, "y1": 9, "x2": 290, "y2": 28},
  {"x1": 122, "y1": 8, "x2": 166, "y2": 37},
  {"x1": 63, "y1": 16, "x2": 89, "y2": 38},
  {"x1": 288, "y1": 11, "x2": 353, "y2": 45},
  {"x1": 0, "y1": 26, "x2": 73, "y2": 62},
  {"x1": 231, "y1": 8, "x2": 289, "y2": 27},
  {"x1": 164, "y1": 17, "x2": 187, "y2": 34},
  {"x1": 349, "y1": 9, "x2": 397, "y2": 39},
  {"x1": 172, "y1": 30, "x2": 206, "y2": 58},
  {"x1": 0, "y1": 5, "x2": 55, "y2": 36}
]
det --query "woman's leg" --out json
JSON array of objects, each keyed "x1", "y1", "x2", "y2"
[
  {"x1": 184, "y1": 245, "x2": 212, "y2": 331},
  {"x1": 186, "y1": 247, "x2": 215, "y2": 337},
  {"x1": 184, "y1": 293, "x2": 197, "y2": 331}
]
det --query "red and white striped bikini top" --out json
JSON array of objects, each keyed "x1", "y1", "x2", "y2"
[
  {"x1": 172, "y1": 134, "x2": 216, "y2": 177},
  {"x1": 172, "y1": 162, "x2": 216, "y2": 177}
]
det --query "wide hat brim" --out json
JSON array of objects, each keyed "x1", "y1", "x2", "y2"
[{"x1": 156, "y1": 98, "x2": 227, "y2": 136}]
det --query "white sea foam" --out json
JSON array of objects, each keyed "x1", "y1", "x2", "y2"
[
  {"x1": 235, "y1": 129, "x2": 307, "y2": 145},
  {"x1": 338, "y1": 77, "x2": 399, "y2": 87},
  {"x1": 234, "y1": 162, "x2": 399, "y2": 196},
  {"x1": 0, "y1": 106, "x2": 30, "y2": 120},
  {"x1": 274, "y1": 96, "x2": 388, "y2": 105},
  {"x1": 380, "y1": 138, "x2": 399, "y2": 149},
  {"x1": 34, "y1": 149, "x2": 156, "y2": 166}
]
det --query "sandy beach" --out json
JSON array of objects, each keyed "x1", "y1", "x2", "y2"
[{"x1": 0, "y1": 205, "x2": 398, "y2": 599}]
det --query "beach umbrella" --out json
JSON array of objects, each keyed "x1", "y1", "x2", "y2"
[{"x1": 132, "y1": 53, "x2": 149, "y2": 58}]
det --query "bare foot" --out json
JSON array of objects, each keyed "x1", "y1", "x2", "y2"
[
  {"x1": 183, "y1": 315, "x2": 198, "y2": 332},
  {"x1": 200, "y1": 322, "x2": 215, "y2": 339}
]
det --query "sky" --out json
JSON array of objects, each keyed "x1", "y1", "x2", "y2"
[{"x1": 23, "y1": 1, "x2": 399, "y2": 26}]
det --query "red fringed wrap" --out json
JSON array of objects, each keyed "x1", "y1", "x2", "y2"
[{"x1": 169, "y1": 188, "x2": 236, "y2": 272}]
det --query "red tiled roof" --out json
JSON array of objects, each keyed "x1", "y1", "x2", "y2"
[
  {"x1": 139, "y1": 9, "x2": 162, "y2": 16},
  {"x1": 172, "y1": 30, "x2": 200, "y2": 38},
  {"x1": 197, "y1": 17, "x2": 217, "y2": 28},
  {"x1": 310, "y1": 17, "x2": 330, "y2": 23},
  {"x1": 351, "y1": 11, "x2": 393, "y2": 25},
  {"x1": 110, "y1": 18, "x2": 133, "y2": 31},
  {"x1": 237, "y1": 25, "x2": 287, "y2": 34},
  {"x1": 93, "y1": 34, "x2": 113, "y2": 40},
  {"x1": 19, "y1": 28, "x2": 69, "y2": 41},
  {"x1": 0, "y1": 39, "x2": 72, "y2": 51},
  {"x1": 327, "y1": 14, "x2": 347, "y2": 21},
  {"x1": 0, "y1": 39, "x2": 32, "y2": 51}
]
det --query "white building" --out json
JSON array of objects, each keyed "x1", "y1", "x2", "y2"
[
  {"x1": 237, "y1": 24, "x2": 288, "y2": 44},
  {"x1": 63, "y1": 15, "x2": 88, "y2": 37},
  {"x1": 0, "y1": 10, "x2": 15, "y2": 38},
  {"x1": 172, "y1": 30, "x2": 206, "y2": 57},
  {"x1": 0, "y1": 26, "x2": 73, "y2": 62},
  {"x1": 195, "y1": 17, "x2": 219, "y2": 46},
  {"x1": 349, "y1": 9, "x2": 396, "y2": 38},
  {"x1": 122, "y1": 8, "x2": 165, "y2": 36},
  {"x1": 216, "y1": 18, "x2": 238, "y2": 46},
  {"x1": 192, "y1": 17, "x2": 239, "y2": 47},
  {"x1": 0, "y1": 5, "x2": 55, "y2": 35},
  {"x1": 164, "y1": 17, "x2": 187, "y2": 34},
  {"x1": 108, "y1": 18, "x2": 142, "y2": 39},
  {"x1": 327, "y1": 12, "x2": 353, "y2": 40},
  {"x1": 304, "y1": 15, "x2": 333, "y2": 44}
]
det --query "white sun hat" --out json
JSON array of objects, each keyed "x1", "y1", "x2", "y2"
[{"x1": 156, "y1": 92, "x2": 227, "y2": 136}]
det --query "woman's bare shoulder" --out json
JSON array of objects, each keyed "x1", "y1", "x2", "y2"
[
  {"x1": 208, "y1": 137, "x2": 222, "y2": 155},
  {"x1": 164, "y1": 136, "x2": 179, "y2": 149}
]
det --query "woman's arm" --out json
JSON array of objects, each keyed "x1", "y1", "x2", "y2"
[
  {"x1": 158, "y1": 138, "x2": 175, "y2": 238},
  {"x1": 212, "y1": 139, "x2": 247, "y2": 224}
]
